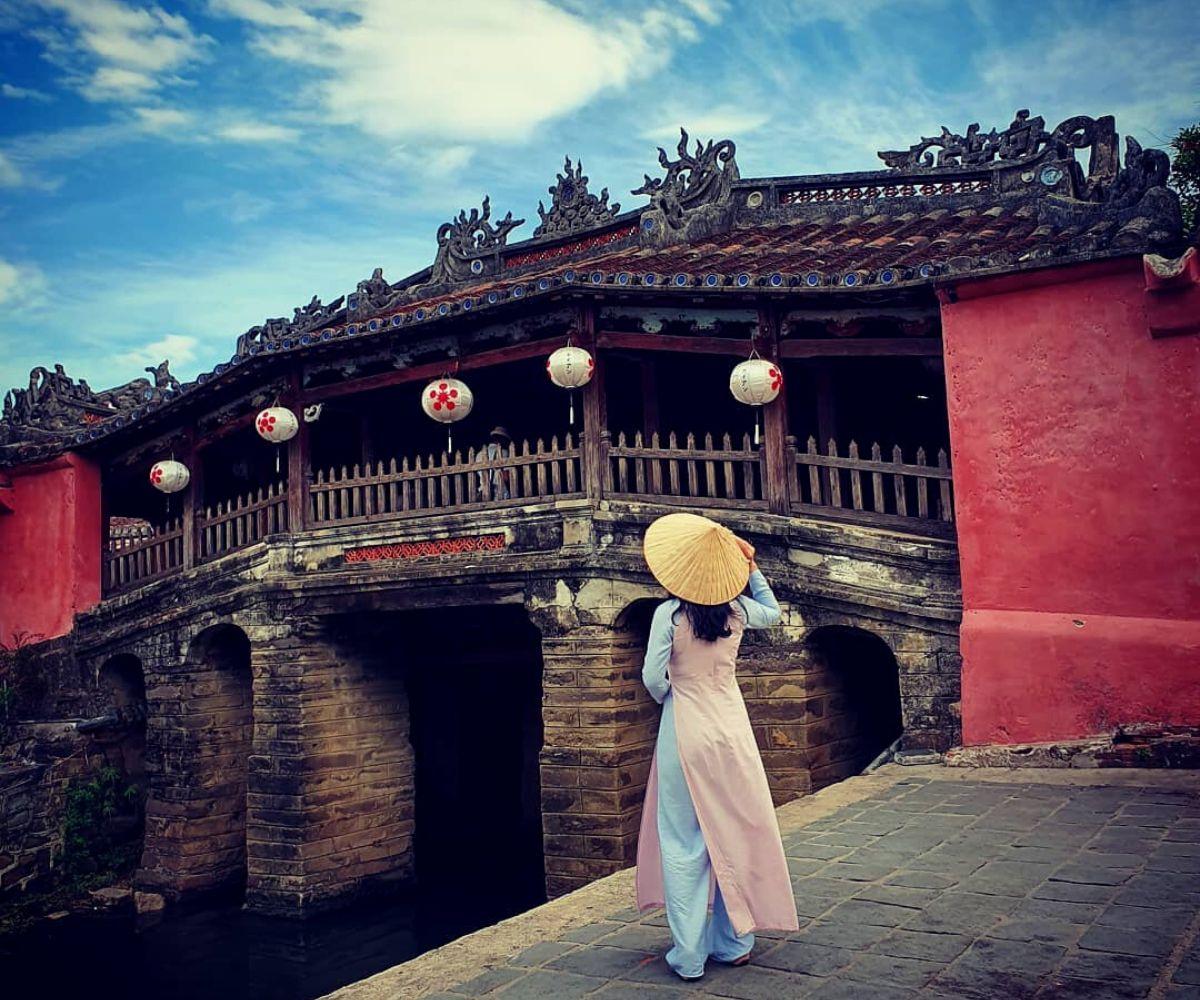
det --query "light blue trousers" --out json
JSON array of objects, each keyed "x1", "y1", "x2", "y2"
[{"x1": 656, "y1": 692, "x2": 754, "y2": 979}]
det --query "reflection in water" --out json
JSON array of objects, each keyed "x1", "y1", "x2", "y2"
[{"x1": 1, "y1": 880, "x2": 535, "y2": 1000}]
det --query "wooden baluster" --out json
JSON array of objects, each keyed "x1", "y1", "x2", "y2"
[
  {"x1": 616, "y1": 432, "x2": 629, "y2": 492},
  {"x1": 439, "y1": 451, "x2": 451, "y2": 508},
  {"x1": 535, "y1": 439, "x2": 548, "y2": 498},
  {"x1": 401, "y1": 457, "x2": 413, "y2": 510},
  {"x1": 916, "y1": 447, "x2": 929, "y2": 518},
  {"x1": 892, "y1": 445, "x2": 908, "y2": 516},
  {"x1": 650, "y1": 431, "x2": 664, "y2": 495},
  {"x1": 451, "y1": 450, "x2": 463, "y2": 508},
  {"x1": 348, "y1": 463, "x2": 361, "y2": 519},
  {"x1": 723, "y1": 433, "x2": 737, "y2": 500},
  {"x1": 826, "y1": 439, "x2": 843, "y2": 508},
  {"x1": 938, "y1": 448, "x2": 953, "y2": 522},
  {"x1": 668, "y1": 431, "x2": 681, "y2": 496},
  {"x1": 386, "y1": 458, "x2": 399, "y2": 513},
  {"x1": 848, "y1": 441, "x2": 865, "y2": 510},
  {"x1": 410, "y1": 456, "x2": 422, "y2": 510},
  {"x1": 870, "y1": 443, "x2": 886, "y2": 513},
  {"x1": 685, "y1": 433, "x2": 699, "y2": 497},
  {"x1": 806, "y1": 437, "x2": 822, "y2": 505},
  {"x1": 633, "y1": 431, "x2": 646, "y2": 494},
  {"x1": 565, "y1": 433, "x2": 577, "y2": 493},
  {"x1": 550, "y1": 436, "x2": 562, "y2": 495},
  {"x1": 704, "y1": 432, "x2": 717, "y2": 498},
  {"x1": 784, "y1": 435, "x2": 798, "y2": 507},
  {"x1": 521, "y1": 440, "x2": 533, "y2": 498},
  {"x1": 742, "y1": 432, "x2": 756, "y2": 501}
]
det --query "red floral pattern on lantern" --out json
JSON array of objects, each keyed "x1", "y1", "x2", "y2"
[
  {"x1": 768, "y1": 367, "x2": 783, "y2": 391},
  {"x1": 257, "y1": 413, "x2": 276, "y2": 435},
  {"x1": 428, "y1": 381, "x2": 460, "y2": 412},
  {"x1": 150, "y1": 465, "x2": 163, "y2": 485}
]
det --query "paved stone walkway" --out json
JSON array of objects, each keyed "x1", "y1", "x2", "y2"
[{"x1": 423, "y1": 774, "x2": 1200, "y2": 1000}]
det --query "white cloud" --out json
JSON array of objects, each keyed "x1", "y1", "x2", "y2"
[
  {"x1": 1, "y1": 82, "x2": 53, "y2": 102},
  {"x1": 641, "y1": 106, "x2": 771, "y2": 143},
  {"x1": 215, "y1": 121, "x2": 301, "y2": 143},
  {"x1": 0, "y1": 258, "x2": 46, "y2": 307},
  {"x1": 0, "y1": 260, "x2": 20, "y2": 304},
  {"x1": 30, "y1": 0, "x2": 211, "y2": 103},
  {"x1": 133, "y1": 106, "x2": 193, "y2": 132},
  {"x1": 0, "y1": 151, "x2": 22, "y2": 187},
  {"x1": 113, "y1": 333, "x2": 200, "y2": 370},
  {"x1": 208, "y1": 0, "x2": 718, "y2": 142}
]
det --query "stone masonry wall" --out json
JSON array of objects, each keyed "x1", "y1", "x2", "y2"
[{"x1": 243, "y1": 617, "x2": 414, "y2": 916}]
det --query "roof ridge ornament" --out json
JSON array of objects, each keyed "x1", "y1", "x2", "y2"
[
  {"x1": 1, "y1": 360, "x2": 179, "y2": 445},
  {"x1": 533, "y1": 157, "x2": 620, "y2": 239},
  {"x1": 633, "y1": 128, "x2": 739, "y2": 247},
  {"x1": 236, "y1": 293, "x2": 347, "y2": 355},
  {"x1": 427, "y1": 196, "x2": 524, "y2": 286}
]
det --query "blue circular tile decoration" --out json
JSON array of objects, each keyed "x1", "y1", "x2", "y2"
[
  {"x1": 918, "y1": 262, "x2": 934, "y2": 278},
  {"x1": 704, "y1": 274, "x2": 720, "y2": 287},
  {"x1": 842, "y1": 273, "x2": 859, "y2": 287},
  {"x1": 391, "y1": 315, "x2": 403, "y2": 327},
  {"x1": 641, "y1": 216, "x2": 656, "y2": 232},
  {"x1": 537, "y1": 277, "x2": 550, "y2": 291},
  {"x1": 321, "y1": 330, "x2": 332, "y2": 340},
  {"x1": 470, "y1": 259, "x2": 484, "y2": 275},
  {"x1": 1039, "y1": 165, "x2": 1064, "y2": 186},
  {"x1": 563, "y1": 269, "x2": 576, "y2": 282},
  {"x1": 804, "y1": 271, "x2": 822, "y2": 287},
  {"x1": 347, "y1": 324, "x2": 359, "y2": 335},
  {"x1": 368, "y1": 320, "x2": 380, "y2": 331},
  {"x1": 512, "y1": 285, "x2": 525, "y2": 298},
  {"x1": 617, "y1": 272, "x2": 631, "y2": 285},
  {"x1": 437, "y1": 303, "x2": 450, "y2": 316},
  {"x1": 280, "y1": 341, "x2": 293, "y2": 351},
  {"x1": 462, "y1": 298, "x2": 473, "y2": 310},
  {"x1": 301, "y1": 334, "x2": 313, "y2": 345},
  {"x1": 879, "y1": 268, "x2": 897, "y2": 284},
  {"x1": 643, "y1": 273, "x2": 658, "y2": 285},
  {"x1": 487, "y1": 290, "x2": 501, "y2": 304},
  {"x1": 590, "y1": 271, "x2": 604, "y2": 284},
  {"x1": 768, "y1": 272, "x2": 784, "y2": 287},
  {"x1": 414, "y1": 309, "x2": 426, "y2": 321},
  {"x1": 673, "y1": 273, "x2": 689, "y2": 287},
  {"x1": 735, "y1": 273, "x2": 752, "y2": 288}
]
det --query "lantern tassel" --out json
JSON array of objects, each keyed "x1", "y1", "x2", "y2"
[
  {"x1": 276, "y1": 446, "x2": 281, "y2": 475},
  {"x1": 754, "y1": 409, "x2": 761, "y2": 446},
  {"x1": 448, "y1": 426, "x2": 453, "y2": 453},
  {"x1": 569, "y1": 392, "x2": 575, "y2": 426}
]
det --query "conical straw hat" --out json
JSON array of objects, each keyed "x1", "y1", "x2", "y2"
[{"x1": 643, "y1": 512, "x2": 749, "y2": 605}]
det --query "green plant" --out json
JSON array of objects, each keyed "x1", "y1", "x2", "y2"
[
  {"x1": 60, "y1": 766, "x2": 142, "y2": 886},
  {"x1": 1171, "y1": 123, "x2": 1200, "y2": 234},
  {"x1": 0, "y1": 630, "x2": 48, "y2": 721}
]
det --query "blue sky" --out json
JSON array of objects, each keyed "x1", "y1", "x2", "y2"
[{"x1": 0, "y1": 0, "x2": 1197, "y2": 395}]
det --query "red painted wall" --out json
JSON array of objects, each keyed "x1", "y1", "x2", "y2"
[
  {"x1": 0, "y1": 452, "x2": 102, "y2": 644},
  {"x1": 941, "y1": 258, "x2": 1200, "y2": 745}
]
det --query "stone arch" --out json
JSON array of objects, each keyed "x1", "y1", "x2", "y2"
[
  {"x1": 95, "y1": 652, "x2": 148, "y2": 793},
  {"x1": 803, "y1": 624, "x2": 904, "y2": 776},
  {"x1": 98, "y1": 652, "x2": 146, "y2": 710},
  {"x1": 137, "y1": 621, "x2": 253, "y2": 901}
]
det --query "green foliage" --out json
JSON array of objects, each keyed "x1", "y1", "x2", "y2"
[
  {"x1": 1171, "y1": 123, "x2": 1200, "y2": 234},
  {"x1": 0, "y1": 630, "x2": 48, "y2": 725},
  {"x1": 60, "y1": 766, "x2": 141, "y2": 885}
]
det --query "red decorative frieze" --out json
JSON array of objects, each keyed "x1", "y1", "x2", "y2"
[
  {"x1": 781, "y1": 178, "x2": 990, "y2": 204},
  {"x1": 505, "y1": 223, "x2": 638, "y2": 269},
  {"x1": 343, "y1": 533, "x2": 507, "y2": 563}
]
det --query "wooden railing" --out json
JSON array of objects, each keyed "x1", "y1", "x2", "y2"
[
  {"x1": 105, "y1": 517, "x2": 184, "y2": 593},
  {"x1": 197, "y1": 481, "x2": 288, "y2": 562},
  {"x1": 786, "y1": 436, "x2": 954, "y2": 534},
  {"x1": 605, "y1": 431, "x2": 768, "y2": 510},
  {"x1": 309, "y1": 435, "x2": 584, "y2": 525}
]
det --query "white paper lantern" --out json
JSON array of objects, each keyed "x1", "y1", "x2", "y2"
[
  {"x1": 255, "y1": 405, "x2": 299, "y2": 444},
  {"x1": 729, "y1": 358, "x2": 783, "y2": 406},
  {"x1": 149, "y1": 460, "x2": 190, "y2": 494},
  {"x1": 421, "y1": 377, "x2": 474, "y2": 424},
  {"x1": 546, "y1": 346, "x2": 594, "y2": 389}
]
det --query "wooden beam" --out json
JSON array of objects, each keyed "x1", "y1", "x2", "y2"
[
  {"x1": 302, "y1": 336, "x2": 568, "y2": 403},
  {"x1": 597, "y1": 330, "x2": 749, "y2": 356},
  {"x1": 181, "y1": 425, "x2": 200, "y2": 569},
  {"x1": 193, "y1": 411, "x2": 255, "y2": 451},
  {"x1": 779, "y1": 338, "x2": 942, "y2": 358}
]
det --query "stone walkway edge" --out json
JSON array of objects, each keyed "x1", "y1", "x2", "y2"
[{"x1": 323, "y1": 765, "x2": 1200, "y2": 1000}]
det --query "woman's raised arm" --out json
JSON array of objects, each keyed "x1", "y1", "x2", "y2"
[{"x1": 738, "y1": 568, "x2": 781, "y2": 629}]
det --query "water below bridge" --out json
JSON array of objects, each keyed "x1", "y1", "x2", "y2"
[{"x1": 1, "y1": 877, "x2": 541, "y2": 1000}]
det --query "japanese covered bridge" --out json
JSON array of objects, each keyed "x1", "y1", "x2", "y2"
[{"x1": 1, "y1": 109, "x2": 1195, "y2": 915}]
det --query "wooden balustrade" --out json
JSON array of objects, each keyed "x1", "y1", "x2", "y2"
[
  {"x1": 308, "y1": 434, "x2": 584, "y2": 526},
  {"x1": 104, "y1": 517, "x2": 184, "y2": 593},
  {"x1": 605, "y1": 431, "x2": 768, "y2": 510},
  {"x1": 786, "y1": 435, "x2": 954, "y2": 535},
  {"x1": 197, "y1": 481, "x2": 288, "y2": 562}
]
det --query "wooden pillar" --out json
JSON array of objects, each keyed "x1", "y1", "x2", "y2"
[
  {"x1": 639, "y1": 357, "x2": 660, "y2": 439},
  {"x1": 182, "y1": 427, "x2": 200, "y2": 569},
  {"x1": 285, "y1": 370, "x2": 309, "y2": 532},
  {"x1": 757, "y1": 305, "x2": 791, "y2": 515},
  {"x1": 579, "y1": 303, "x2": 607, "y2": 501}
]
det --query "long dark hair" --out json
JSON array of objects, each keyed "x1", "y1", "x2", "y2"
[{"x1": 677, "y1": 600, "x2": 734, "y2": 643}]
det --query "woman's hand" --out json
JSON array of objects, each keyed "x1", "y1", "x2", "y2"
[{"x1": 735, "y1": 536, "x2": 758, "y2": 573}]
